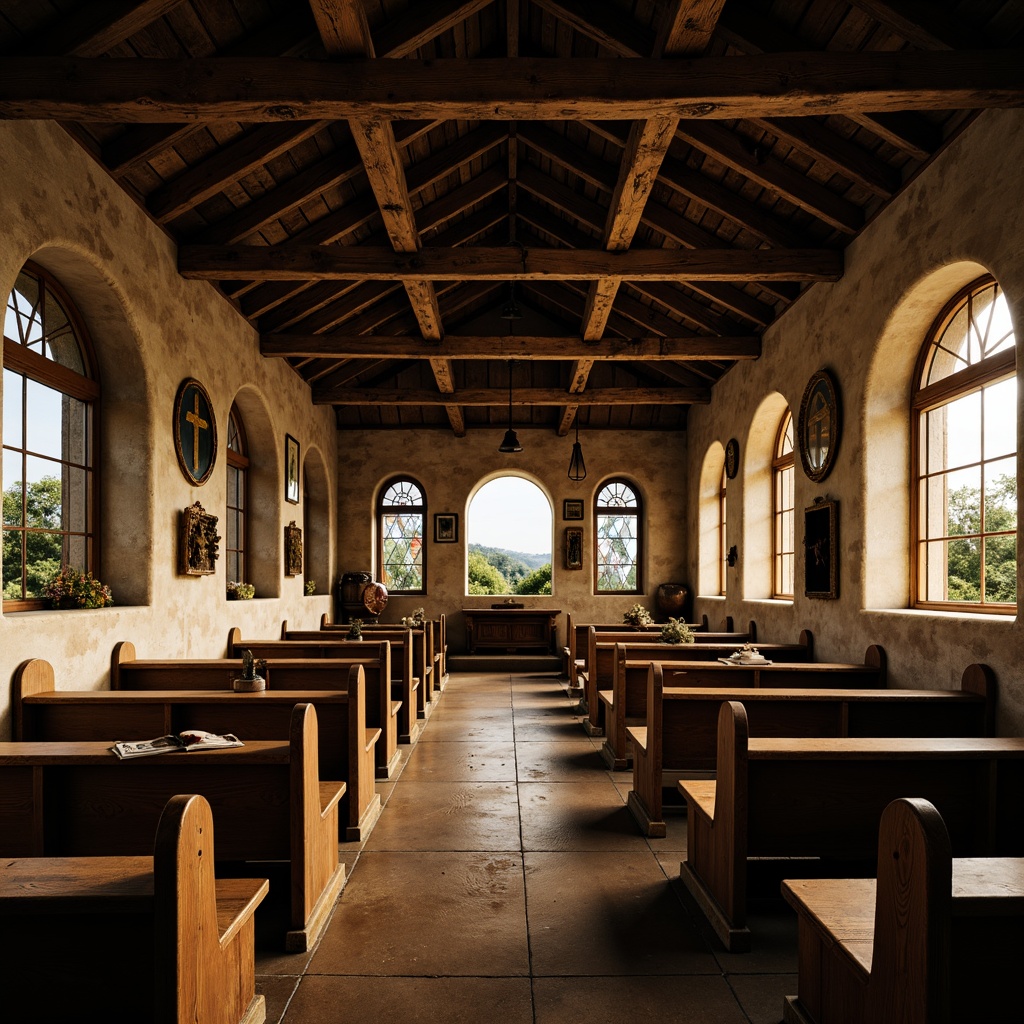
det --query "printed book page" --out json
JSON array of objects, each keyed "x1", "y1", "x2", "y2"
[{"x1": 111, "y1": 730, "x2": 244, "y2": 759}]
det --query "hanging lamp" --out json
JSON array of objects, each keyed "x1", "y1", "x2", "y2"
[
  {"x1": 498, "y1": 359, "x2": 523, "y2": 453},
  {"x1": 567, "y1": 412, "x2": 587, "y2": 480}
]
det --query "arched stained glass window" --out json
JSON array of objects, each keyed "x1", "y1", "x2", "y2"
[
  {"x1": 913, "y1": 275, "x2": 1016, "y2": 610},
  {"x1": 3, "y1": 262, "x2": 99, "y2": 610},
  {"x1": 595, "y1": 479, "x2": 642, "y2": 593},
  {"x1": 225, "y1": 404, "x2": 249, "y2": 587},
  {"x1": 378, "y1": 477, "x2": 425, "y2": 593}
]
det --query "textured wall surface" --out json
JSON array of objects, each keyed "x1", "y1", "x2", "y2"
[
  {"x1": 685, "y1": 109, "x2": 1024, "y2": 734},
  {"x1": 0, "y1": 122, "x2": 339, "y2": 739}
]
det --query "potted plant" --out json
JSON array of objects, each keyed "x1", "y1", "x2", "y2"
[
  {"x1": 226, "y1": 581, "x2": 255, "y2": 600},
  {"x1": 42, "y1": 566, "x2": 113, "y2": 609},
  {"x1": 401, "y1": 606, "x2": 425, "y2": 628},
  {"x1": 305, "y1": 580, "x2": 317, "y2": 596},
  {"x1": 660, "y1": 617, "x2": 694, "y2": 645},
  {"x1": 346, "y1": 618, "x2": 363, "y2": 641},
  {"x1": 622, "y1": 603, "x2": 653, "y2": 628}
]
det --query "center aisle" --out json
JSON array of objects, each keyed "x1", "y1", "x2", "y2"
[{"x1": 260, "y1": 670, "x2": 795, "y2": 1023}]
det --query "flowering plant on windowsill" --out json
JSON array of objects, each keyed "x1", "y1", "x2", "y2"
[
  {"x1": 226, "y1": 581, "x2": 255, "y2": 600},
  {"x1": 42, "y1": 566, "x2": 114, "y2": 609}
]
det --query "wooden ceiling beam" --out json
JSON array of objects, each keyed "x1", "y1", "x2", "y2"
[
  {"x1": 259, "y1": 280, "x2": 401, "y2": 335},
  {"x1": 2, "y1": 53, "x2": 1021, "y2": 122},
  {"x1": 375, "y1": 0, "x2": 496, "y2": 57},
  {"x1": 425, "y1": 202, "x2": 508, "y2": 249},
  {"x1": 626, "y1": 280, "x2": 739, "y2": 336},
  {"x1": 529, "y1": 0, "x2": 655, "y2": 58},
  {"x1": 418, "y1": 167, "x2": 508, "y2": 235},
  {"x1": 675, "y1": 122, "x2": 864, "y2": 234},
  {"x1": 559, "y1": 279, "x2": 700, "y2": 341},
  {"x1": 178, "y1": 243, "x2": 843, "y2": 282},
  {"x1": 26, "y1": 0, "x2": 186, "y2": 58},
  {"x1": 313, "y1": 385, "x2": 712, "y2": 405},
  {"x1": 844, "y1": 0, "x2": 981, "y2": 51},
  {"x1": 405, "y1": 123, "x2": 508, "y2": 196},
  {"x1": 260, "y1": 334, "x2": 761, "y2": 360}
]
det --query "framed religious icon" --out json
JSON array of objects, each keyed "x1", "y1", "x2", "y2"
[
  {"x1": 434, "y1": 513, "x2": 458, "y2": 543},
  {"x1": 797, "y1": 369, "x2": 840, "y2": 483},
  {"x1": 179, "y1": 501, "x2": 220, "y2": 576},
  {"x1": 563, "y1": 499, "x2": 584, "y2": 520},
  {"x1": 284, "y1": 434, "x2": 300, "y2": 504},
  {"x1": 724, "y1": 438, "x2": 740, "y2": 479},
  {"x1": 804, "y1": 498, "x2": 838, "y2": 599},
  {"x1": 565, "y1": 527, "x2": 583, "y2": 570},
  {"x1": 173, "y1": 378, "x2": 217, "y2": 485},
  {"x1": 284, "y1": 521, "x2": 302, "y2": 576}
]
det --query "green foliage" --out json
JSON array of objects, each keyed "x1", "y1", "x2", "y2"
[
  {"x1": 623, "y1": 603, "x2": 653, "y2": 626},
  {"x1": 467, "y1": 551, "x2": 509, "y2": 595},
  {"x1": 516, "y1": 563, "x2": 552, "y2": 595},
  {"x1": 944, "y1": 474, "x2": 1016, "y2": 603},
  {"x1": 41, "y1": 565, "x2": 113, "y2": 609},
  {"x1": 3, "y1": 476, "x2": 65, "y2": 599},
  {"x1": 660, "y1": 617, "x2": 694, "y2": 644}
]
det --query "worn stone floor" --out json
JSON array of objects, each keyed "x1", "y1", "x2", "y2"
[{"x1": 256, "y1": 670, "x2": 797, "y2": 1024}]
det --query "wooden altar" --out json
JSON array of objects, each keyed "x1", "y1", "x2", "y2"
[{"x1": 463, "y1": 608, "x2": 561, "y2": 654}]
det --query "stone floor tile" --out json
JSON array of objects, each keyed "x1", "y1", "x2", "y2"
[
  {"x1": 398, "y1": 739, "x2": 518, "y2": 782},
  {"x1": 513, "y1": 718, "x2": 592, "y2": 742},
  {"x1": 525, "y1": 851, "x2": 716, "y2": 975},
  {"x1": 417, "y1": 716, "x2": 516, "y2": 743},
  {"x1": 532, "y1": 976, "x2": 749, "y2": 1024},
  {"x1": 364, "y1": 780, "x2": 521, "y2": 851},
  {"x1": 257, "y1": 974, "x2": 301, "y2": 1024},
  {"x1": 729, "y1": 973, "x2": 798, "y2": 1024},
  {"x1": 519, "y1": 781, "x2": 651, "y2": 851},
  {"x1": 309, "y1": 851, "x2": 530, "y2": 977},
  {"x1": 515, "y1": 739, "x2": 612, "y2": 783}
]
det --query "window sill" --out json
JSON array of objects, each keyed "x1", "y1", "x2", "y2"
[{"x1": 864, "y1": 607, "x2": 1016, "y2": 624}]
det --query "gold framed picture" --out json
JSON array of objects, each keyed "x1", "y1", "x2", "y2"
[{"x1": 565, "y1": 527, "x2": 583, "y2": 570}]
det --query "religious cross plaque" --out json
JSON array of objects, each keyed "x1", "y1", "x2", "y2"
[{"x1": 173, "y1": 378, "x2": 217, "y2": 485}]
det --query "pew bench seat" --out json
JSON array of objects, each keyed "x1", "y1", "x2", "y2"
[{"x1": 0, "y1": 794, "x2": 268, "y2": 1024}]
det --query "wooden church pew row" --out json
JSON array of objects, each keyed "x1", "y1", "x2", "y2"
[
  {"x1": 0, "y1": 702, "x2": 346, "y2": 953},
  {"x1": 596, "y1": 631, "x2": 816, "y2": 760},
  {"x1": 230, "y1": 627, "x2": 420, "y2": 743},
  {"x1": 13, "y1": 658, "x2": 382, "y2": 843},
  {"x1": 628, "y1": 662, "x2": 996, "y2": 837},
  {"x1": 0, "y1": 793, "x2": 269, "y2": 1024},
  {"x1": 581, "y1": 622, "x2": 756, "y2": 730},
  {"x1": 677, "y1": 700, "x2": 1024, "y2": 952},
  {"x1": 565, "y1": 615, "x2": 676, "y2": 686},
  {"x1": 113, "y1": 639, "x2": 401, "y2": 780},
  {"x1": 781, "y1": 797, "x2": 1024, "y2": 1024}
]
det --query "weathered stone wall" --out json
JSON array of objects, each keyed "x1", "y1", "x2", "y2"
[
  {"x1": 0, "y1": 121, "x2": 339, "y2": 739},
  {"x1": 335, "y1": 426, "x2": 689, "y2": 652},
  {"x1": 685, "y1": 109, "x2": 1024, "y2": 734}
]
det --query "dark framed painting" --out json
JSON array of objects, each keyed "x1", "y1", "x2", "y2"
[
  {"x1": 798, "y1": 369, "x2": 840, "y2": 483},
  {"x1": 565, "y1": 527, "x2": 583, "y2": 570},
  {"x1": 563, "y1": 499, "x2": 584, "y2": 520},
  {"x1": 434, "y1": 513, "x2": 458, "y2": 543},
  {"x1": 173, "y1": 378, "x2": 217, "y2": 486},
  {"x1": 724, "y1": 438, "x2": 740, "y2": 479},
  {"x1": 804, "y1": 498, "x2": 838, "y2": 599},
  {"x1": 285, "y1": 520, "x2": 302, "y2": 576},
  {"x1": 179, "y1": 501, "x2": 219, "y2": 576},
  {"x1": 285, "y1": 434, "x2": 300, "y2": 504}
]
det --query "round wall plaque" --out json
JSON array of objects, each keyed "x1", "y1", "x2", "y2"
[
  {"x1": 724, "y1": 438, "x2": 740, "y2": 479},
  {"x1": 174, "y1": 378, "x2": 217, "y2": 485},
  {"x1": 797, "y1": 369, "x2": 840, "y2": 483}
]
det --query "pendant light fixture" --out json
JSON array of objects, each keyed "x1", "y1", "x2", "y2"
[
  {"x1": 567, "y1": 411, "x2": 587, "y2": 480},
  {"x1": 498, "y1": 359, "x2": 523, "y2": 453}
]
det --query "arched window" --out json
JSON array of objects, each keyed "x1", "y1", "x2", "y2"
[
  {"x1": 379, "y1": 477, "x2": 425, "y2": 594},
  {"x1": 595, "y1": 479, "x2": 642, "y2": 593},
  {"x1": 719, "y1": 467, "x2": 728, "y2": 596},
  {"x1": 3, "y1": 263, "x2": 99, "y2": 610},
  {"x1": 772, "y1": 410, "x2": 795, "y2": 599},
  {"x1": 913, "y1": 275, "x2": 1016, "y2": 611},
  {"x1": 225, "y1": 404, "x2": 248, "y2": 587}
]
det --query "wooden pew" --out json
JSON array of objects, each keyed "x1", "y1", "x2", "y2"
[
  {"x1": 582, "y1": 622, "x2": 756, "y2": 731},
  {"x1": 280, "y1": 626, "x2": 427, "y2": 726},
  {"x1": 782, "y1": 797, "x2": 1024, "y2": 1024},
  {"x1": 0, "y1": 701, "x2": 347, "y2": 953},
  {"x1": 564, "y1": 614, "x2": 673, "y2": 689},
  {"x1": 628, "y1": 662, "x2": 996, "y2": 837},
  {"x1": 598, "y1": 631, "x2": 816, "y2": 765},
  {"x1": 14, "y1": 657, "x2": 382, "y2": 842},
  {"x1": 113, "y1": 640, "x2": 401, "y2": 780},
  {"x1": 678, "y1": 700, "x2": 1024, "y2": 952},
  {"x1": 0, "y1": 793, "x2": 268, "y2": 1024}
]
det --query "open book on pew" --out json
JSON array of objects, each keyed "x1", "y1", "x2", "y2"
[{"x1": 111, "y1": 729, "x2": 244, "y2": 759}]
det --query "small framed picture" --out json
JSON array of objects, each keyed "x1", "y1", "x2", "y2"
[
  {"x1": 804, "y1": 498, "x2": 838, "y2": 599},
  {"x1": 563, "y1": 499, "x2": 584, "y2": 521},
  {"x1": 434, "y1": 513, "x2": 458, "y2": 543},
  {"x1": 284, "y1": 434, "x2": 300, "y2": 504},
  {"x1": 565, "y1": 527, "x2": 583, "y2": 570}
]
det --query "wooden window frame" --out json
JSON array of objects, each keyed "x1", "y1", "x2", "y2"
[
  {"x1": 377, "y1": 475, "x2": 426, "y2": 595},
  {"x1": 719, "y1": 466, "x2": 728, "y2": 596},
  {"x1": 911, "y1": 276, "x2": 1017, "y2": 614},
  {"x1": 225, "y1": 404, "x2": 249, "y2": 589},
  {"x1": 3, "y1": 262, "x2": 99, "y2": 612},
  {"x1": 772, "y1": 410, "x2": 795, "y2": 600},
  {"x1": 594, "y1": 478, "x2": 643, "y2": 595}
]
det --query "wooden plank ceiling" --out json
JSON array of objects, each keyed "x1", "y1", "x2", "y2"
[{"x1": 1, "y1": 0, "x2": 1022, "y2": 434}]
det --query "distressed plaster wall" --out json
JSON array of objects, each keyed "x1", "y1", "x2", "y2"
[
  {"x1": 334, "y1": 427, "x2": 689, "y2": 651},
  {"x1": 0, "y1": 121, "x2": 339, "y2": 739},
  {"x1": 685, "y1": 109, "x2": 1024, "y2": 734}
]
